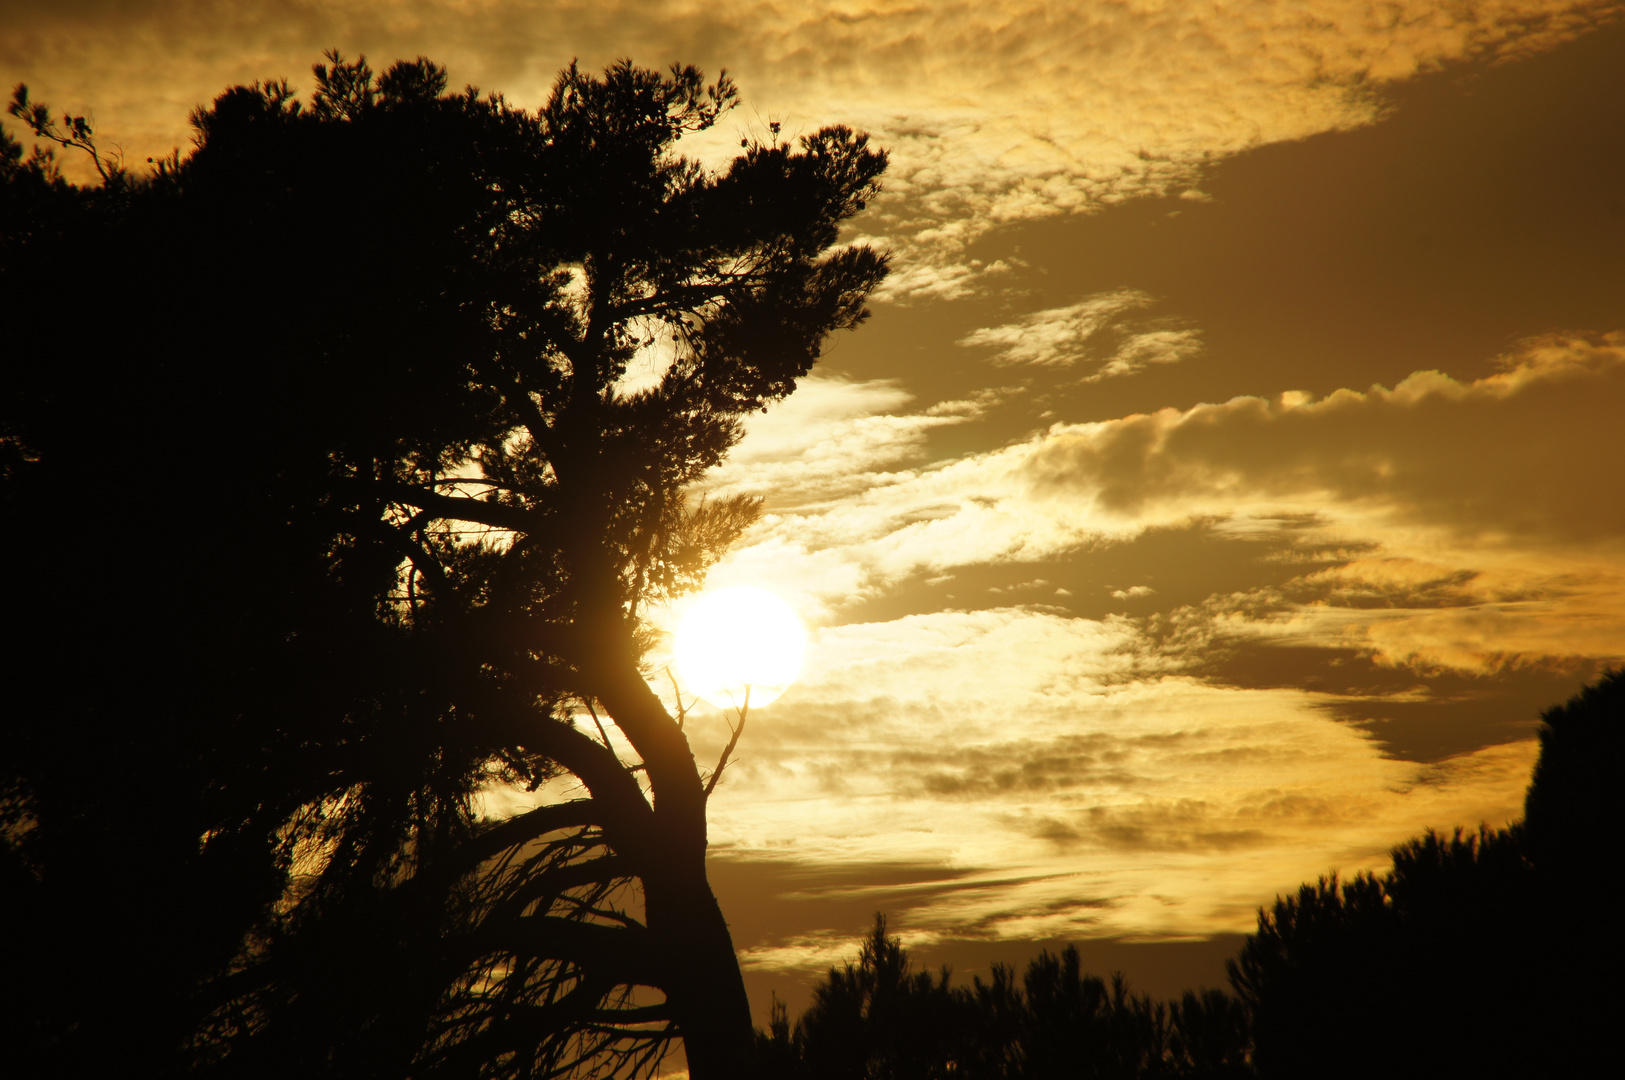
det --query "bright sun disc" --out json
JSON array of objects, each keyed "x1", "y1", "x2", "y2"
[{"x1": 673, "y1": 586, "x2": 806, "y2": 711}]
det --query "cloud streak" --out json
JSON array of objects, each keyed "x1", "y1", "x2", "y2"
[
  {"x1": 958, "y1": 291, "x2": 1203, "y2": 378},
  {"x1": 8, "y1": 2, "x2": 1618, "y2": 291},
  {"x1": 1026, "y1": 332, "x2": 1625, "y2": 541},
  {"x1": 687, "y1": 620, "x2": 1541, "y2": 954},
  {"x1": 699, "y1": 334, "x2": 1625, "y2": 669}
]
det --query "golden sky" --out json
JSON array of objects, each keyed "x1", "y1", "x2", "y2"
[{"x1": 9, "y1": 0, "x2": 1624, "y2": 1013}]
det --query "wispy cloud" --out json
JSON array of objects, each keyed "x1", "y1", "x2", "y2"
[
  {"x1": 692, "y1": 636, "x2": 1540, "y2": 951},
  {"x1": 958, "y1": 291, "x2": 1202, "y2": 377},
  {"x1": 8, "y1": 2, "x2": 1616, "y2": 290}
]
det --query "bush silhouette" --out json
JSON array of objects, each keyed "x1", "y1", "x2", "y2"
[
  {"x1": 1232, "y1": 669, "x2": 1624, "y2": 1078},
  {"x1": 764, "y1": 915, "x2": 1251, "y2": 1078}
]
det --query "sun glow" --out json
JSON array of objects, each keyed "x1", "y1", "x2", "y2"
[{"x1": 673, "y1": 586, "x2": 807, "y2": 711}]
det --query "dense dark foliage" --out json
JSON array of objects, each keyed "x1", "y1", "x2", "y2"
[
  {"x1": 761, "y1": 916, "x2": 1251, "y2": 1079},
  {"x1": 1227, "y1": 827, "x2": 1540, "y2": 1078},
  {"x1": 2, "y1": 52, "x2": 886, "y2": 1080},
  {"x1": 1228, "y1": 671, "x2": 1621, "y2": 1078}
]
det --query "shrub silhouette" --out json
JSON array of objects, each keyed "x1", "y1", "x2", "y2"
[
  {"x1": 764, "y1": 916, "x2": 1251, "y2": 1078},
  {"x1": 1232, "y1": 669, "x2": 1624, "y2": 1079}
]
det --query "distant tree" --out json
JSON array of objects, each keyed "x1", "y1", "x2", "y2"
[
  {"x1": 767, "y1": 916, "x2": 1251, "y2": 1079},
  {"x1": 789, "y1": 915, "x2": 971, "y2": 1079},
  {"x1": 1227, "y1": 828, "x2": 1542, "y2": 1079},
  {"x1": 1, "y1": 53, "x2": 886, "y2": 1079},
  {"x1": 1231, "y1": 670, "x2": 1625, "y2": 1079}
]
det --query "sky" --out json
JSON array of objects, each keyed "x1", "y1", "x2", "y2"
[{"x1": 8, "y1": 0, "x2": 1624, "y2": 1018}]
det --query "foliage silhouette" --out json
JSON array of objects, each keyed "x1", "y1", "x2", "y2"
[
  {"x1": 1227, "y1": 829, "x2": 1540, "y2": 1079},
  {"x1": 1231, "y1": 669, "x2": 1624, "y2": 1079},
  {"x1": 1523, "y1": 668, "x2": 1624, "y2": 874},
  {"x1": 760, "y1": 915, "x2": 1252, "y2": 1079},
  {"x1": 1, "y1": 52, "x2": 886, "y2": 1079}
]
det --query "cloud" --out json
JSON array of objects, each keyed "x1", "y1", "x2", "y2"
[
  {"x1": 685, "y1": 333, "x2": 1625, "y2": 679},
  {"x1": 702, "y1": 374, "x2": 969, "y2": 506},
  {"x1": 1025, "y1": 332, "x2": 1625, "y2": 543},
  {"x1": 7, "y1": 2, "x2": 1617, "y2": 290},
  {"x1": 957, "y1": 290, "x2": 1203, "y2": 378},
  {"x1": 679, "y1": 610, "x2": 1542, "y2": 950},
  {"x1": 1014, "y1": 333, "x2": 1625, "y2": 671}
]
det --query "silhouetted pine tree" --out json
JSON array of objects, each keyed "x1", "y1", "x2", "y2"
[
  {"x1": 1231, "y1": 669, "x2": 1625, "y2": 1078},
  {"x1": 2, "y1": 52, "x2": 886, "y2": 1080}
]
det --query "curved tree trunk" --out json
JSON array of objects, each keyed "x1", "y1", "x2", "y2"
[
  {"x1": 589, "y1": 632, "x2": 756, "y2": 1078},
  {"x1": 643, "y1": 846, "x2": 755, "y2": 1078}
]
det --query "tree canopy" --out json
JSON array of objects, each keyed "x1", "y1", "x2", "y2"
[
  {"x1": 1228, "y1": 670, "x2": 1623, "y2": 1079},
  {"x1": 1, "y1": 52, "x2": 886, "y2": 1079},
  {"x1": 759, "y1": 915, "x2": 1251, "y2": 1079}
]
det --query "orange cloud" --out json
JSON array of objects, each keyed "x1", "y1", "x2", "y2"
[
  {"x1": 1026, "y1": 332, "x2": 1625, "y2": 544},
  {"x1": 7, "y1": 2, "x2": 1617, "y2": 289}
]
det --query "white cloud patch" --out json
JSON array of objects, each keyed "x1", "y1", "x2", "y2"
[
  {"x1": 701, "y1": 374, "x2": 987, "y2": 512},
  {"x1": 1089, "y1": 327, "x2": 1204, "y2": 381},
  {"x1": 957, "y1": 290, "x2": 1202, "y2": 376}
]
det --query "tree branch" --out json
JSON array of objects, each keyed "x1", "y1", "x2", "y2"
[
  {"x1": 440, "y1": 801, "x2": 600, "y2": 882},
  {"x1": 703, "y1": 691, "x2": 749, "y2": 800},
  {"x1": 608, "y1": 273, "x2": 757, "y2": 322},
  {"x1": 335, "y1": 478, "x2": 542, "y2": 533},
  {"x1": 481, "y1": 915, "x2": 665, "y2": 988},
  {"x1": 466, "y1": 684, "x2": 657, "y2": 861}
]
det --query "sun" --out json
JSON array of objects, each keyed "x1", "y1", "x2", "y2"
[{"x1": 673, "y1": 585, "x2": 806, "y2": 711}]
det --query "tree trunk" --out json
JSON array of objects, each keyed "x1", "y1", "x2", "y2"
[
  {"x1": 589, "y1": 636, "x2": 756, "y2": 1078},
  {"x1": 644, "y1": 850, "x2": 755, "y2": 1078}
]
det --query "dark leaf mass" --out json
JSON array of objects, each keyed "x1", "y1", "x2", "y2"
[{"x1": 2, "y1": 53, "x2": 885, "y2": 1080}]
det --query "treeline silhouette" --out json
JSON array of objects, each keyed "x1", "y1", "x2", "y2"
[
  {"x1": 759, "y1": 671, "x2": 1621, "y2": 1079},
  {"x1": 756, "y1": 918, "x2": 1249, "y2": 1079}
]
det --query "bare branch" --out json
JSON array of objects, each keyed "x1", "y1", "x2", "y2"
[
  {"x1": 583, "y1": 699, "x2": 613, "y2": 750},
  {"x1": 703, "y1": 688, "x2": 749, "y2": 799},
  {"x1": 664, "y1": 666, "x2": 693, "y2": 733}
]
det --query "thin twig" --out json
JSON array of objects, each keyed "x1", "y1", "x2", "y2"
[
  {"x1": 703, "y1": 686, "x2": 749, "y2": 799},
  {"x1": 664, "y1": 666, "x2": 692, "y2": 733},
  {"x1": 583, "y1": 699, "x2": 612, "y2": 749}
]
